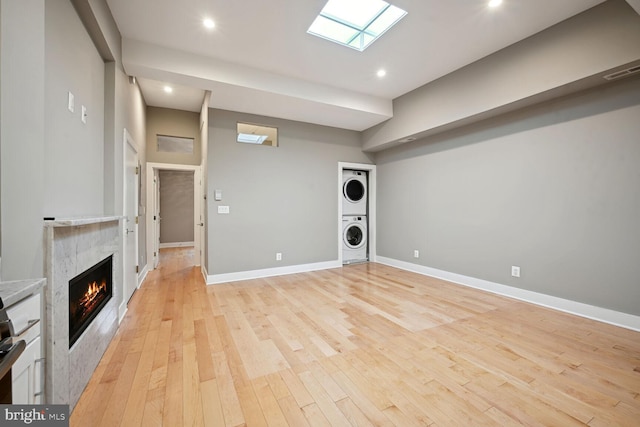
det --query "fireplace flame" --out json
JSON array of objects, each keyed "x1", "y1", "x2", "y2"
[{"x1": 80, "y1": 279, "x2": 107, "y2": 311}]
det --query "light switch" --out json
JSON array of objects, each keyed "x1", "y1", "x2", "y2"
[
  {"x1": 214, "y1": 190, "x2": 222, "y2": 201},
  {"x1": 217, "y1": 205, "x2": 230, "y2": 214},
  {"x1": 68, "y1": 92, "x2": 75, "y2": 112}
]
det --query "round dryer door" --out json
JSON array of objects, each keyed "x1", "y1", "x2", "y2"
[
  {"x1": 343, "y1": 178, "x2": 365, "y2": 203},
  {"x1": 344, "y1": 224, "x2": 365, "y2": 249}
]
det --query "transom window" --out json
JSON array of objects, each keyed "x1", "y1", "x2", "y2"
[{"x1": 307, "y1": 0, "x2": 407, "y2": 51}]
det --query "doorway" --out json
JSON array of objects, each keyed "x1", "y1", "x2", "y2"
[
  {"x1": 338, "y1": 162, "x2": 376, "y2": 265},
  {"x1": 158, "y1": 170, "x2": 195, "y2": 248},
  {"x1": 146, "y1": 162, "x2": 202, "y2": 271}
]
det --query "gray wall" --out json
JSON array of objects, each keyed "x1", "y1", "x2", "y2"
[
  {"x1": 159, "y1": 170, "x2": 194, "y2": 244},
  {"x1": 375, "y1": 77, "x2": 640, "y2": 316},
  {"x1": 0, "y1": 0, "x2": 46, "y2": 279},
  {"x1": 207, "y1": 109, "x2": 372, "y2": 275},
  {"x1": 363, "y1": 0, "x2": 640, "y2": 151},
  {"x1": 146, "y1": 106, "x2": 201, "y2": 166},
  {"x1": 79, "y1": 0, "x2": 148, "y2": 278},
  {"x1": 86, "y1": 0, "x2": 148, "y2": 272},
  {"x1": 44, "y1": 0, "x2": 104, "y2": 217},
  {"x1": 0, "y1": 0, "x2": 147, "y2": 284}
]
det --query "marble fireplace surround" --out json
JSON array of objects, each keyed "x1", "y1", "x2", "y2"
[{"x1": 44, "y1": 216, "x2": 123, "y2": 410}]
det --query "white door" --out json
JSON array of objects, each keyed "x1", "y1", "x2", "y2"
[
  {"x1": 124, "y1": 132, "x2": 139, "y2": 304},
  {"x1": 153, "y1": 170, "x2": 161, "y2": 269},
  {"x1": 199, "y1": 169, "x2": 205, "y2": 268}
]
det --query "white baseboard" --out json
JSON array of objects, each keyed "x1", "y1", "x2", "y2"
[
  {"x1": 118, "y1": 302, "x2": 127, "y2": 324},
  {"x1": 159, "y1": 241, "x2": 194, "y2": 248},
  {"x1": 118, "y1": 264, "x2": 149, "y2": 325},
  {"x1": 138, "y1": 263, "x2": 149, "y2": 288},
  {"x1": 376, "y1": 256, "x2": 640, "y2": 332},
  {"x1": 201, "y1": 264, "x2": 209, "y2": 283},
  {"x1": 207, "y1": 260, "x2": 341, "y2": 285}
]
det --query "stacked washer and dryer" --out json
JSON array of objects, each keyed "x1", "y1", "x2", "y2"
[{"x1": 342, "y1": 169, "x2": 368, "y2": 264}]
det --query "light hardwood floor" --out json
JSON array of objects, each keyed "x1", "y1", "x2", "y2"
[{"x1": 71, "y1": 247, "x2": 640, "y2": 426}]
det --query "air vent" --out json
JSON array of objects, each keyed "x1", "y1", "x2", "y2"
[{"x1": 603, "y1": 65, "x2": 640, "y2": 81}]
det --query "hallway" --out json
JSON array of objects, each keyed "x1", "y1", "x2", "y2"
[{"x1": 71, "y1": 248, "x2": 202, "y2": 425}]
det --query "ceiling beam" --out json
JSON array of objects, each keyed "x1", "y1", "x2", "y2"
[{"x1": 122, "y1": 39, "x2": 393, "y2": 131}]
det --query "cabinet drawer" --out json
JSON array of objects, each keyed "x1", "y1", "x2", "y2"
[{"x1": 6, "y1": 292, "x2": 41, "y2": 344}]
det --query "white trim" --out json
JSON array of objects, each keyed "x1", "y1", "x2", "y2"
[
  {"x1": 120, "y1": 263, "x2": 149, "y2": 324},
  {"x1": 118, "y1": 303, "x2": 127, "y2": 324},
  {"x1": 122, "y1": 258, "x2": 148, "y2": 324},
  {"x1": 207, "y1": 260, "x2": 341, "y2": 285},
  {"x1": 138, "y1": 263, "x2": 149, "y2": 288},
  {"x1": 201, "y1": 264, "x2": 209, "y2": 283},
  {"x1": 377, "y1": 256, "x2": 640, "y2": 332},
  {"x1": 338, "y1": 162, "x2": 376, "y2": 265},
  {"x1": 122, "y1": 129, "x2": 139, "y2": 322},
  {"x1": 159, "y1": 241, "x2": 195, "y2": 249}
]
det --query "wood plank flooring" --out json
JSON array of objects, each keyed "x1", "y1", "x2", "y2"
[{"x1": 71, "y1": 248, "x2": 640, "y2": 426}]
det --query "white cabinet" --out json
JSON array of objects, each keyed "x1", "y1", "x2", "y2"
[
  {"x1": 7, "y1": 291, "x2": 43, "y2": 404},
  {"x1": 11, "y1": 336, "x2": 43, "y2": 404}
]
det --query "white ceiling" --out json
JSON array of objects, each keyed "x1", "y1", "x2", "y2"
[
  {"x1": 136, "y1": 77, "x2": 205, "y2": 113},
  {"x1": 106, "y1": 0, "x2": 607, "y2": 130}
]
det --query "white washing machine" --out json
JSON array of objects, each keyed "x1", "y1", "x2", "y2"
[
  {"x1": 342, "y1": 170, "x2": 367, "y2": 216},
  {"x1": 342, "y1": 216, "x2": 368, "y2": 264}
]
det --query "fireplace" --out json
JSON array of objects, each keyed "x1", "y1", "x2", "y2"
[{"x1": 68, "y1": 255, "x2": 113, "y2": 348}]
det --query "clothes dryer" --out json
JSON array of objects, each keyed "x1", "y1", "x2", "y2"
[
  {"x1": 342, "y1": 170, "x2": 367, "y2": 216},
  {"x1": 342, "y1": 216, "x2": 368, "y2": 264}
]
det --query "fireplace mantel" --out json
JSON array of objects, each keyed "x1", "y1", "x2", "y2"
[
  {"x1": 44, "y1": 217, "x2": 123, "y2": 410},
  {"x1": 44, "y1": 215, "x2": 123, "y2": 228}
]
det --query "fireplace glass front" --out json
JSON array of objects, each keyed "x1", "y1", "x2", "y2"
[{"x1": 68, "y1": 255, "x2": 113, "y2": 348}]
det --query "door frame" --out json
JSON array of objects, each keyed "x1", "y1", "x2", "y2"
[
  {"x1": 338, "y1": 162, "x2": 376, "y2": 264},
  {"x1": 146, "y1": 162, "x2": 202, "y2": 269},
  {"x1": 122, "y1": 129, "x2": 139, "y2": 320}
]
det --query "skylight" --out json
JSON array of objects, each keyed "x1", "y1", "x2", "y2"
[
  {"x1": 308, "y1": 0, "x2": 407, "y2": 51},
  {"x1": 237, "y1": 133, "x2": 268, "y2": 144}
]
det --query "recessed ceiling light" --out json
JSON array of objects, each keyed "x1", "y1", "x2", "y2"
[
  {"x1": 203, "y1": 18, "x2": 215, "y2": 29},
  {"x1": 377, "y1": 69, "x2": 387, "y2": 78},
  {"x1": 163, "y1": 86, "x2": 173, "y2": 94},
  {"x1": 488, "y1": 0, "x2": 502, "y2": 8},
  {"x1": 398, "y1": 137, "x2": 416, "y2": 143}
]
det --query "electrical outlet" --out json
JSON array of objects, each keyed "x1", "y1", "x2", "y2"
[
  {"x1": 217, "y1": 205, "x2": 229, "y2": 214},
  {"x1": 276, "y1": 252, "x2": 282, "y2": 261},
  {"x1": 81, "y1": 105, "x2": 87, "y2": 124},
  {"x1": 413, "y1": 250, "x2": 419, "y2": 258},
  {"x1": 511, "y1": 266, "x2": 521, "y2": 278}
]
